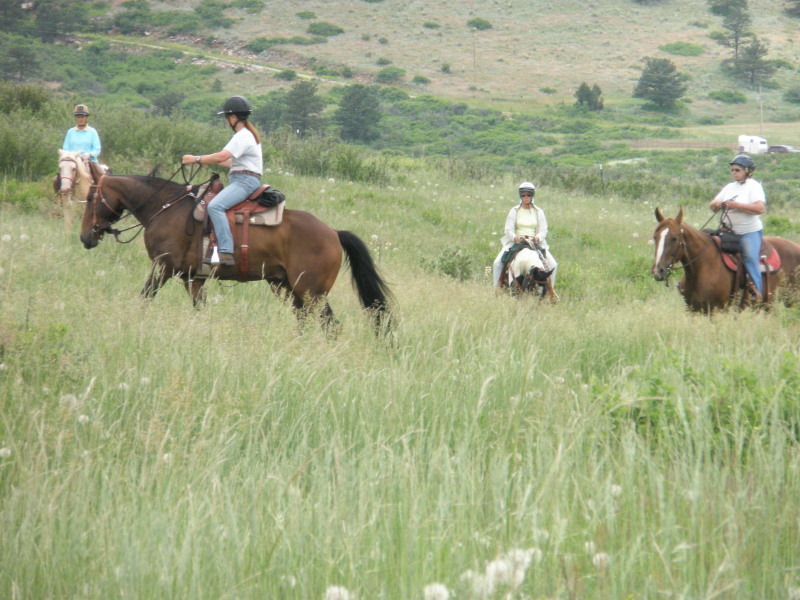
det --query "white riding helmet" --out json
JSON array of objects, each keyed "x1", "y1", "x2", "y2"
[{"x1": 518, "y1": 181, "x2": 536, "y2": 196}]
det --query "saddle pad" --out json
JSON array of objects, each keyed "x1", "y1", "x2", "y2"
[
  {"x1": 234, "y1": 202, "x2": 284, "y2": 226},
  {"x1": 717, "y1": 240, "x2": 781, "y2": 273}
]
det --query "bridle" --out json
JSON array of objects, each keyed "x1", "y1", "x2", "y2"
[
  {"x1": 655, "y1": 223, "x2": 715, "y2": 285},
  {"x1": 87, "y1": 173, "x2": 196, "y2": 243},
  {"x1": 57, "y1": 157, "x2": 78, "y2": 188}
]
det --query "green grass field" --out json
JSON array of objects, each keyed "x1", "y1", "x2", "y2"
[{"x1": 1, "y1": 174, "x2": 800, "y2": 599}]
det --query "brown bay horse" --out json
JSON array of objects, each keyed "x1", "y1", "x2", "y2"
[
  {"x1": 79, "y1": 164, "x2": 392, "y2": 331},
  {"x1": 651, "y1": 207, "x2": 800, "y2": 313}
]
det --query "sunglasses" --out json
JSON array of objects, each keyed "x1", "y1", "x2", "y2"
[
  {"x1": 730, "y1": 168, "x2": 744, "y2": 172},
  {"x1": 519, "y1": 192, "x2": 534, "y2": 197}
]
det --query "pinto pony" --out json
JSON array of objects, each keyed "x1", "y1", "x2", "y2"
[
  {"x1": 79, "y1": 164, "x2": 393, "y2": 332},
  {"x1": 503, "y1": 243, "x2": 558, "y2": 302},
  {"x1": 651, "y1": 207, "x2": 800, "y2": 312}
]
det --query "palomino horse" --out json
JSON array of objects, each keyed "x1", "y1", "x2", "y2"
[
  {"x1": 54, "y1": 150, "x2": 92, "y2": 231},
  {"x1": 651, "y1": 207, "x2": 800, "y2": 313},
  {"x1": 503, "y1": 242, "x2": 558, "y2": 302},
  {"x1": 79, "y1": 163, "x2": 393, "y2": 331}
]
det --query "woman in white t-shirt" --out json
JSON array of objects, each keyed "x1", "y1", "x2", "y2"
[
  {"x1": 492, "y1": 181, "x2": 558, "y2": 287},
  {"x1": 182, "y1": 95, "x2": 263, "y2": 266},
  {"x1": 709, "y1": 154, "x2": 766, "y2": 299}
]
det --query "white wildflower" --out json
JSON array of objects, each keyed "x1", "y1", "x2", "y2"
[
  {"x1": 0, "y1": 234, "x2": 10, "y2": 242},
  {"x1": 162, "y1": 453, "x2": 172, "y2": 463},
  {"x1": 280, "y1": 574, "x2": 297, "y2": 588},
  {"x1": 324, "y1": 585, "x2": 351, "y2": 600},
  {"x1": 423, "y1": 582, "x2": 450, "y2": 600},
  {"x1": 485, "y1": 557, "x2": 512, "y2": 589},
  {"x1": 60, "y1": 394, "x2": 78, "y2": 408},
  {"x1": 592, "y1": 552, "x2": 610, "y2": 570},
  {"x1": 78, "y1": 414, "x2": 90, "y2": 424},
  {"x1": 584, "y1": 541, "x2": 597, "y2": 555},
  {"x1": 328, "y1": 177, "x2": 335, "y2": 183},
  {"x1": 118, "y1": 382, "x2": 130, "y2": 391},
  {"x1": 0, "y1": 447, "x2": 11, "y2": 459},
  {"x1": 632, "y1": 232, "x2": 640, "y2": 238},
  {"x1": 0, "y1": 363, "x2": 7, "y2": 371},
  {"x1": 19, "y1": 234, "x2": 29, "y2": 242},
  {"x1": 460, "y1": 570, "x2": 493, "y2": 599},
  {"x1": 140, "y1": 377, "x2": 151, "y2": 386},
  {"x1": 788, "y1": 586, "x2": 800, "y2": 600},
  {"x1": 610, "y1": 484, "x2": 623, "y2": 497}
]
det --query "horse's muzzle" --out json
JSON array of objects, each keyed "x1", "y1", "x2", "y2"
[{"x1": 652, "y1": 265, "x2": 667, "y2": 281}]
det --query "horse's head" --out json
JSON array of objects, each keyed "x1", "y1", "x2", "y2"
[
  {"x1": 651, "y1": 207, "x2": 685, "y2": 281},
  {"x1": 57, "y1": 149, "x2": 80, "y2": 193},
  {"x1": 80, "y1": 166, "x2": 125, "y2": 249}
]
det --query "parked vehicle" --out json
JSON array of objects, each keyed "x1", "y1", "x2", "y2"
[
  {"x1": 767, "y1": 144, "x2": 800, "y2": 154},
  {"x1": 738, "y1": 135, "x2": 769, "y2": 154}
]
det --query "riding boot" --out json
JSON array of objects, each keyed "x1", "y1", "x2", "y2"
[{"x1": 748, "y1": 280, "x2": 762, "y2": 305}]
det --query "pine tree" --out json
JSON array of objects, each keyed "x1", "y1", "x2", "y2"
[
  {"x1": 334, "y1": 84, "x2": 382, "y2": 142},
  {"x1": 283, "y1": 81, "x2": 325, "y2": 137},
  {"x1": 574, "y1": 82, "x2": 603, "y2": 111},
  {"x1": 632, "y1": 58, "x2": 688, "y2": 109},
  {"x1": 736, "y1": 36, "x2": 775, "y2": 87}
]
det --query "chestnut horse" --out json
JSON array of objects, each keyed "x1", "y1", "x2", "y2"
[
  {"x1": 79, "y1": 163, "x2": 392, "y2": 331},
  {"x1": 651, "y1": 207, "x2": 800, "y2": 313}
]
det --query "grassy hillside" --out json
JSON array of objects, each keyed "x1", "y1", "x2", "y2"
[{"x1": 129, "y1": 0, "x2": 800, "y2": 127}]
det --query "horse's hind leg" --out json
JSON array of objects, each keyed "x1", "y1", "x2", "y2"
[
  {"x1": 184, "y1": 276, "x2": 208, "y2": 308},
  {"x1": 319, "y1": 301, "x2": 341, "y2": 338}
]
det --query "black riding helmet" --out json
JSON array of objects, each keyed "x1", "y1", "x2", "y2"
[
  {"x1": 730, "y1": 154, "x2": 755, "y2": 172},
  {"x1": 217, "y1": 95, "x2": 252, "y2": 118}
]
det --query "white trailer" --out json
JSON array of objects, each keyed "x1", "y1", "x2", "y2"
[{"x1": 737, "y1": 135, "x2": 768, "y2": 154}]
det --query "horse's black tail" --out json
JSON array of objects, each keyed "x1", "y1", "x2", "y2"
[{"x1": 337, "y1": 230, "x2": 394, "y2": 331}]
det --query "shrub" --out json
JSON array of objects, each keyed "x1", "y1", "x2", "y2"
[
  {"x1": 658, "y1": 41, "x2": 704, "y2": 56},
  {"x1": 423, "y1": 248, "x2": 477, "y2": 281},
  {"x1": 783, "y1": 87, "x2": 800, "y2": 104},
  {"x1": 467, "y1": 18, "x2": 492, "y2": 30},
  {"x1": 230, "y1": 0, "x2": 264, "y2": 12},
  {"x1": 376, "y1": 66, "x2": 405, "y2": 84},
  {"x1": 441, "y1": 63, "x2": 451, "y2": 74},
  {"x1": 412, "y1": 75, "x2": 430, "y2": 85},
  {"x1": 296, "y1": 11, "x2": 316, "y2": 19},
  {"x1": 275, "y1": 69, "x2": 297, "y2": 81},
  {"x1": 307, "y1": 22, "x2": 344, "y2": 37},
  {"x1": 708, "y1": 89, "x2": 746, "y2": 103},
  {"x1": 540, "y1": 87, "x2": 557, "y2": 94},
  {"x1": 376, "y1": 58, "x2": 392, "y2": 66},
  {"x1": 423, "y1": 22, "x2": 440, "y2": 29}
]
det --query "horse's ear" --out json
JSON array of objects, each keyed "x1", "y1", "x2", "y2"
[
  {"x1": 676, "y1": 207, "x2": 684, "y2": 224},
  {"x1": 655, "y1": 207, "x2": 665, "y2": 223}
]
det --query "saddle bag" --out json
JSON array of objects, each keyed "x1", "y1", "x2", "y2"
[{"x1": 719, "y1": 230, "x2": 741, "y2": 254}]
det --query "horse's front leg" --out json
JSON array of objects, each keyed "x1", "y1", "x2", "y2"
[{"x1": 142, "y1": 261, "x2": 168, "y2": 300}]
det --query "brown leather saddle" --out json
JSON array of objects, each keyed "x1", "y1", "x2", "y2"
[{"x1": 193, "y1": 180, "x2": 285, "y2": 274}]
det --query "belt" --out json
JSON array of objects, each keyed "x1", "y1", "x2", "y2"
[{"x1": 229, "y1": 170, "x2": 261, "y2": 178}]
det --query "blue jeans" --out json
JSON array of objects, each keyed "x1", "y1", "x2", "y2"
[
  {"x1": 207, "y1": 174, "x2": 260, "y2": 253},
  {"x1": 739, "y1": 230, "x2": 763, "y2": 295}
]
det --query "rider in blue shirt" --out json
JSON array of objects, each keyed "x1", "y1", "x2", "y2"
[{"x1": 62, "y1": 104, "x2": 101, "y2": 162}]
